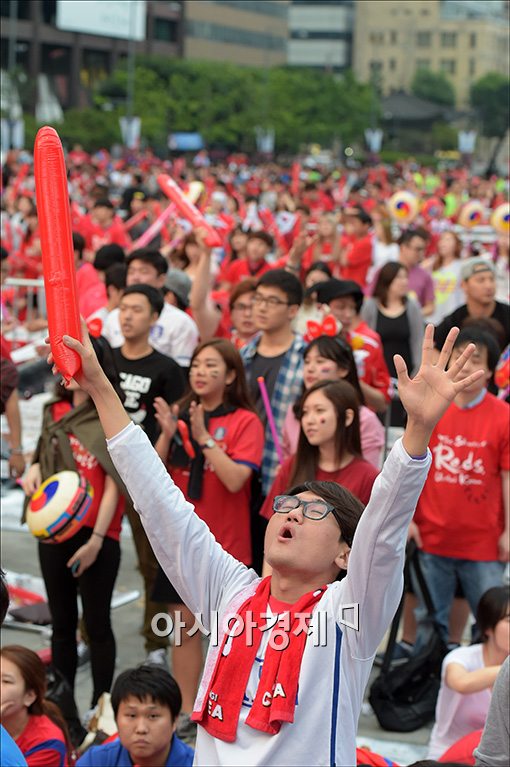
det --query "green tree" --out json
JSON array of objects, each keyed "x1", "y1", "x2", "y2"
[
  {"x1": 470, "y1": 72, "x2": 510, "y2": 175},
  {"x1": 411, "y1": 69, "x2": 456, "y2": 106},
  {"x1": 92, "y1": 57, "x2": 377, "y2": 155}
]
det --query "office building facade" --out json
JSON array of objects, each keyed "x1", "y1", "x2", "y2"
[
  {"x1": 183, "y1": 1, "x2": 289, "y2": 67},
  {"x1": 287, "y1": 0, "x2": 353, "y2": 71},
  {"x1": 353, "y1": 0, "x2": 509, "y2": 106}
]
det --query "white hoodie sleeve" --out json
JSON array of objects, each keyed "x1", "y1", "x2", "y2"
[
  {"x1": 107, "y1": 422, "x2": 257, "y2": 627},
  {"x1": 338, "y1": 437, "x2": 431, "y2": 660}
]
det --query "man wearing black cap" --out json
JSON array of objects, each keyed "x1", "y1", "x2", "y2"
[{"x1": 314, "y1": 278, "x2": 390, "y2": 413}]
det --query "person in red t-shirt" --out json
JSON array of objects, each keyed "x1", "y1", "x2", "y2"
[
  {"x1": 21, "y1": 353, "x2": 126, "y2": 716},
  {"x1": 261, "y1": 379, "x2": 379, "y2": 522},
  {"x1": 411, "y1": 327, "x2": 509, "y2": 647},
  {"x1": 339, "y1": 206, "x2": 373, "y2": 288},
  {"x1": 77, "y1": 198, "x2": 130, "y2": 258},
  {"x1": 151, "y1": 338, "x2": 264, "y2": 735},
  {"x1": 314, "y1": 279, "x2": 391, "y2": 413},
  {"x1": 221, "y1": 231, "x2": 273, "y2": 288},
  {"x1": 217, "y1": 226, "x2": 249, "y2": 287},
  {"x1": 300, "y1": 214, "x2": 340, "y2": 273},
  {"x1": 1, "y1": 645, "x2": 69, "y2": 766}
]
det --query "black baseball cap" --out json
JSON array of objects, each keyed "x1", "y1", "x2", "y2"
[{"x1": 312, "y1": 279, "x2": 364, "y2": 313}]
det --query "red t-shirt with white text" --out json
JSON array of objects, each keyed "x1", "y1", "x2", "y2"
[{"x1": 415, "y1": 393, "x2": 510, "y2": 560}]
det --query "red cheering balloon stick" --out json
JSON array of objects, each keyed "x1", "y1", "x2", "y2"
[
  {"x1": 157, "y1": 174, "x2": 222, "y2": 248},
  {"x1": 34, "y1": 127, "x2": 82, "y2": 383}
]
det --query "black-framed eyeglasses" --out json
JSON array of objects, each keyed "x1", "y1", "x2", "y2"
[
  {"x1": 272, "y1": 494, "x2": 338, "y2": 521},
  {"x1": 253, "y1": 294, "x2": 289, "y2": 308}
]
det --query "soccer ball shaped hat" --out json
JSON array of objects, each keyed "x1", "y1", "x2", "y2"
[{"x1": 27, "y1": 471, "x2": 94, "y2": 543}]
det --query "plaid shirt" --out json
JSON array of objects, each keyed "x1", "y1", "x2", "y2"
[{"x1": 241, "y1": 333, "x2": 306, "y2": 496}]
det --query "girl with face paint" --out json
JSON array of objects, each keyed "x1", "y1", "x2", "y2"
[
  {"x1": 260, "y1": 378, "x2": 380, "y2": 523},
  {"x1": 152, "y1": 339, "x2": 265, "y2": 737},
  {"x1": 281, "y1": 335, "x2": 385, "y2": 467}
]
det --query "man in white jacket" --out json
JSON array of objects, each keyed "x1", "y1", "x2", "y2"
[{"x1": 58, "y1": 323, "x2": 483, "y2": 767}]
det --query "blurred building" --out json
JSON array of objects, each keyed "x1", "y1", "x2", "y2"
[
  {"x1": 287, "y1": 0, "x2": 353, "y2": 72},
  {"x1": 353, "y1": 0, "x2": 510, "y2": 106},
  {"x1": 1, "y1": 0, "x2": 182, "y2": 110},
  {"x1": 182, "y1": 1, "x2": 289, "y2": 66}
]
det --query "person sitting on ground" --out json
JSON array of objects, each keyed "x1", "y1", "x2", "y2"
[
  {"x1": 0, "y1": 572, "x2": 28, "y2": 766},
  {"x1": 427, "y1": 586, "x2": 510, "y2": 760},
  {"x1": 76, "y1": 665, "x2": 194, "y2": 767},
  {"x1": 56, "y1": 317, "x2": 483, "y2": 766},
  {"x1": 0, "y1": 645, "x2": 70, "y2": 767}
]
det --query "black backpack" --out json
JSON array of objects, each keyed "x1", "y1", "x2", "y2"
[{"x1": 369, "y1": 543, "x2": 448, "y2": 732}]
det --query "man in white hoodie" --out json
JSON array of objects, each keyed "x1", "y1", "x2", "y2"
[{"x1": 58, "y1": 322, "x2": 483, "y2": 767}]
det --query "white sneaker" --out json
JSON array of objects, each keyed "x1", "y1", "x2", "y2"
[{"x1": 144, "y1": 648, "x2": 168, "y2": 668}]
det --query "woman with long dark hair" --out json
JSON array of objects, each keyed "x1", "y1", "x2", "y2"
[
  {"x1": 152, "y1": 338, "x2": 264, "y2": 739},
  {"x1": 427, "y1": 586, "x2": 510, "y2": 759},
  {"x1": 260, "y1": 379, "x2": 379, "y2": 523},
  {"x1": 362, "y1": 261, "x2": 424, "y2": 426},
  {"x1": 282, "y1": 335, "x2": 384, "y2": 467},
  {"x1": 1, "y1": 645, "x2": 70, "y2": 766}
]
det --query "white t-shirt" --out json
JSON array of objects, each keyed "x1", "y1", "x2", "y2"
[
  {"x1": 427, "y1": 643, "x2": 492, "y2": 759},
  {"x1": 102, "y1": 303, "x2": 199, "y2": 367}
]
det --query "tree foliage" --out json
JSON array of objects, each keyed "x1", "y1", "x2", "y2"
[
  {"x1": 411, "y1": 69, "x2": 456, "y2": 106},
  {"x1": 470, "y1": 72, "x2": 510, "y2": 138},
  {"x1": 88, "y1": 56, "x2": 377, "y2": 154}
]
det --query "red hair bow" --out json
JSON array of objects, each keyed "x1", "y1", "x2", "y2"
[{"x1": 304, "y1": 314, "x2": 340, "y2": 343}]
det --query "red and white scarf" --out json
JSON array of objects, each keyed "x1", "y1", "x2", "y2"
[{"x1": 192, "y1": 576, "x2": 326, "y2": 742}]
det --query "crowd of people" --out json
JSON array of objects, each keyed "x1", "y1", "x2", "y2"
[{"x1": 0, "y1": 146, "x2": 509, "y2": 766}]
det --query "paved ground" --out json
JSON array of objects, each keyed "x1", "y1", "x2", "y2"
[{"x1": 1, "y1": 396, "x2": 432, "y2": 765}]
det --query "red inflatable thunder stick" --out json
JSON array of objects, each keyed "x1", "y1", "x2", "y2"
[
  {"x1": 34, "y1": 126, "x2": 82, "y2": 383},
  {"x1": 157, "y1": 174, "x2": 222, "y2": 248}
]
